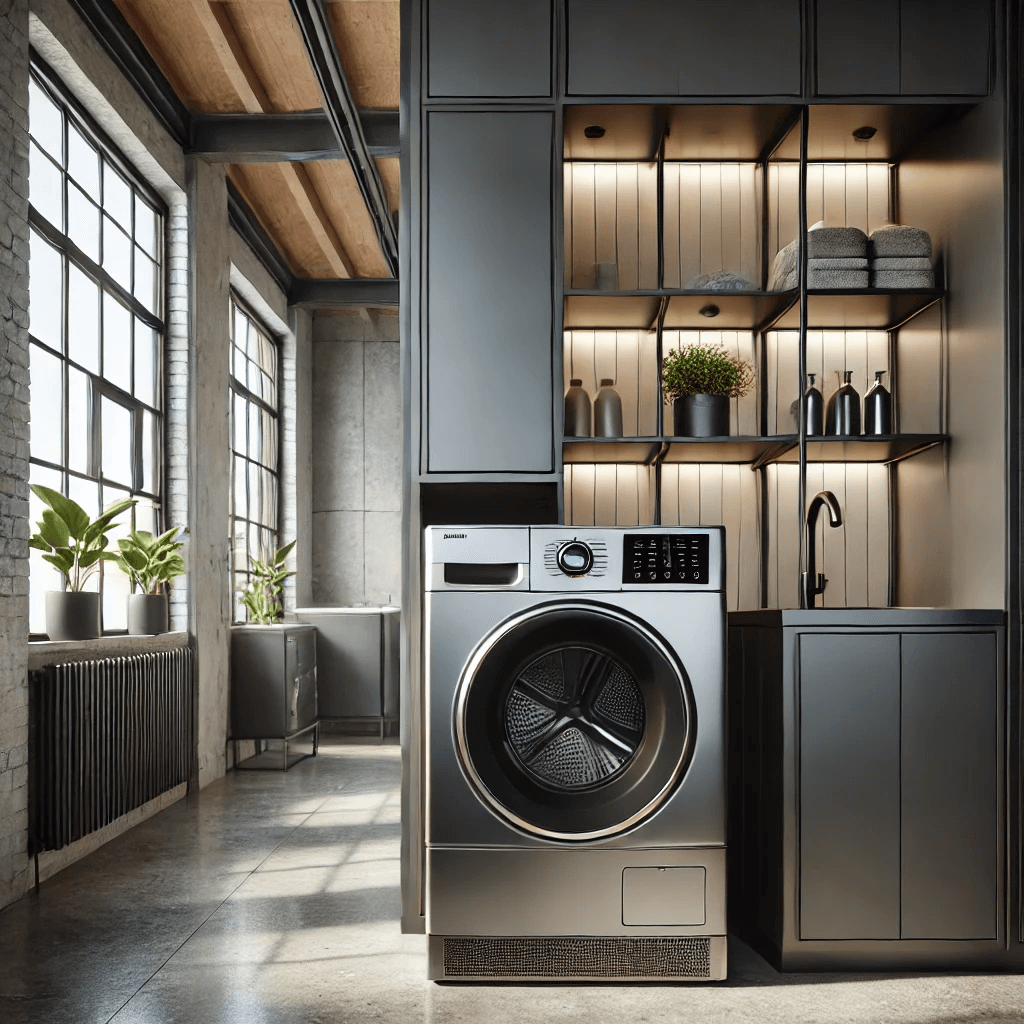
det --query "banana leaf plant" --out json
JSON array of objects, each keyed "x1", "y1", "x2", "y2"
[
  {"x1": 239, "y1": 540, "x2": 296, "y2": 624},
  {"x1": 28, "y1": 485, "x2": 136, "y2": 592},
  {"x1": 115, "y1": 527, "x2": 187, "y2": 595}
]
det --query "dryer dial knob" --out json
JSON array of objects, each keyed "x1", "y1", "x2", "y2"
[{"x1": 556, "y1": 541, "x2": 593, "y2": 577}]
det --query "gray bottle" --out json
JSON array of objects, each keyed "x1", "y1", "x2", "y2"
[
  {"x1": 825, "y1": 370, "x2": 861, "y2": 436},
  {"x1": 564, "y1": 379, "x2": 591, "y2": 437},
  {"x1": 863, "y1": 370, "x2": 892, "y2": 434},
  {"x1": 803, "y1": 373, "x2": 824, "y2": 435},
  {"x1": 594, "y1": 378, "x2": 623, "y2": 437}
]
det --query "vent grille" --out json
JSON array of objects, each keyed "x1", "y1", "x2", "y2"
[{"x1": 442, "y1": 936, "x2": 711, "y2": 979}]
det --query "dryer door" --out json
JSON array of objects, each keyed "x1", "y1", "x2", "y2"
[{"x1": 455, "y1": 602, "x2": 695, "y2": 841}]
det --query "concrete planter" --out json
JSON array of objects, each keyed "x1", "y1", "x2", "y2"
[
  {"x1": 45, "y1": 591, "x2": 101, "y2": 641},
  {"x1": 128, "y1": 593, "x2": 169, "y2": 636}
]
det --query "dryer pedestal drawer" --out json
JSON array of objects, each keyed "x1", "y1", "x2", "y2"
[{"x1": 426, "y1": 846, "x2": 725, "y2": 937}]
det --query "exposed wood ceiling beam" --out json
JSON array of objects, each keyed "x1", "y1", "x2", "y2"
[
  {"x1": 288, "y1": 0, "x2": 399, "y2": 276},
  {"x1": 227, "y1": 178, "x2": 293, "y2": 295},
  {"x1": 188, "y1": 0, "x2": 354, "y2": 278},
  {"x1": 290, "y1": 278, "x2": 398, "y2": 310},
  {"x1": 189, "y1": 110, "x2": 399, "y2": 162}
]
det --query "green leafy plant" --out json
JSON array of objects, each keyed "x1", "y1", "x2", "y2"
[
  {"x1": 661, "y1": 343, "x2": 755, "y2": 400},
  {"x1": 28, "y1": 485, "x2": 137, "y2": 592},
  {"x1": 115, "y1": 527, "x2": 187, "y2": 595},
  {"x1": 239, "y1": 540, "x2": 296, "y2": 624}
]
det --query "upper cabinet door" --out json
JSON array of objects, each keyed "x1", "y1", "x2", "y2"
[
  {"x1": 567, "y1": 0, "x2": 801, "y2": 97},
  {"x1": 816, "y1": 0, "x2": 991, "y2": 97},
  {"x1": 900, "y1": 0, "x2": 991, "y2": 97},
  {"x1": 427, "y1": 0, "x2": 552, "y2": 98},
  {"x1": 426, "y1": 112, "x2": 554, "y2": 474}
]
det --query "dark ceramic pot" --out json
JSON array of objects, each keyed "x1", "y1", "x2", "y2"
[
  {"x1": 673, "y1": 393, "x2": 730, "y2": 437},
  {"x1": 45, "y1": 591, "x2": 101, "y2": 641},
  {"x1": 128, "y1": 593, "x2": 169, "y2": 635}
]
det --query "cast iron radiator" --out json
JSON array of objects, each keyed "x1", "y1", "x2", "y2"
[{"x1": 28, "y1": 647, "x2": 194, "y2": 855}]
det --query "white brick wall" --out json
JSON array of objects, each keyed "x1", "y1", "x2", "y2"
[{"x1": 0, "y1": 0, "x2": 32, "y2": 908}]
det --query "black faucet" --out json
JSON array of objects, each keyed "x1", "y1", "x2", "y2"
[{"x1": 801, "y1": 491, "x2": 843, "y2": 609}]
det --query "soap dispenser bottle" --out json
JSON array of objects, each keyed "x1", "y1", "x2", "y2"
[
  {"x1": 803, "y1": 373, "x2": 824, "y2": 435},
  {"x1": 564, "y1": 379, "x2": 591, "y2": 437},
  {"x1": 863, "y1": 370, "x2": 892, "y2": 434},
  {"x1": 825, "y1": 370, "x2": 861, "y2": 435},
  {"x1": 594, "y1": 378, "x2": 623, "y2": 437}
]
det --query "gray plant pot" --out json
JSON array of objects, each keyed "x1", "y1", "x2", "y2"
[
  {"x1": 128, "y1": 593, "x2": 169, "y2": 635},
  {"x1": 673, "y1": 393, "x2": 730, "y2": 437},
  {"x1": 45, "y1": 591, "x2": 101, "y2": 641}
]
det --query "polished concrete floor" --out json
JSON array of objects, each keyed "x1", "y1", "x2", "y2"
[{"x1": 1, "y1": 738, "x2": 1022, "y2": 1023}]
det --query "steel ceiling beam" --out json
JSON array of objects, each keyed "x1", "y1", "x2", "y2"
[
  {"x1": 290, "y1": 278, "x2": 399, "y2": 309},
  {"x1": 189, "y1": 111, "x2": 399, "y2": 162},
  {"x1": 288, "y1": 0, "x2": 399, "y2": 276}
]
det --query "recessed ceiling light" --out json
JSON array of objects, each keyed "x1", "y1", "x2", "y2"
[
  {"x1": 699, "y1": 304, "x2": 720, "y2": 318},
  {"x1": 583, "y1": 125, "x2": 606, "y2": 139},
  {"x1": 852, "y1": 126, "x2": 877, "y2": 141}
]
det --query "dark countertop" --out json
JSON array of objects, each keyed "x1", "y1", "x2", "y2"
[{"x1": 728, "y1": 608, "x2": 1005, "y2": 628}]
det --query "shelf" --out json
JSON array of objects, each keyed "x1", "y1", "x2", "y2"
[
  {"x1": 771, "y1": 289, "x2": 943, "y2": 331},
  {"x1": 771, "y1": 434, "x2": 948, "y2": 464},
  {"x1": 563, "y1": 438, "x2": 662, "y2": 464},
  {"x1": 564, "y1": 290, "x2": 797, "y2": 332},
  {"x1": 563, "y1": 434, "x2": 948, "y2": 467}
]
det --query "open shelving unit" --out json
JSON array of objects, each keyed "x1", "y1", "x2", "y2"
[{"x1": 561, "y1": 103, "x2": 958, "y2": 609}]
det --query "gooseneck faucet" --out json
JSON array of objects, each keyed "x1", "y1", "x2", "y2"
[{"x1": 801, "y1": 491, "x2": 843, "y2": 609}]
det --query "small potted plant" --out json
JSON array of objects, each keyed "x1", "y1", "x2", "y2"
[
  {"x1": 662, "y1": 343, "x2": 754, "y2": 437},
  {"x1": 28, "y1": 485, "x2": 136, "y2": 641},
  {"x1": 115, "y1": 527, "x2": 187, "y2": 635},
  {"x1": 239, "y1": 540, "x2": 296, "y2": 624}
]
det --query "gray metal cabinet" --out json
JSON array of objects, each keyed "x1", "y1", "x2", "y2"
[
  {"x1": 727, "y1": 609, "x2": 1005, "y2": 970},
  {"x1": 567, "y1": 0, "x2": 801, "y2": 97},
  {"x1": 816, "y1": 0, "x2": 991, "y2": 97},
  {"x1": 426, "y1": 0, "x2": 552, "y2": 98},
  {"x1": 799, "y1": 633, "x2": 901, "y2": 940},
  {"x1": 426, "y1": 111, "x2": 554, "y2": 473}
]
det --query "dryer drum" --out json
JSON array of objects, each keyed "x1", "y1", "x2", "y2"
[{"x1": 456, "y1": 604, "x2": 695, "y2": 841}]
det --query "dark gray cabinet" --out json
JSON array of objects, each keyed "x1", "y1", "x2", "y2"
[
  {"x1": 567, "y1": 0, "x2": 801, "y2": 97},
  {"x1": 728, "y1": 610, "x2": 1004, "y2": 970},
  {"x1": 816, "y1": 0, "x2": 991, "y2": 97},
  {"x1": 427, "y1": 0, "x2": 552, "y2": 98},
  {"x1": 799, "y1": 633, "x2": 901, "y2": 940},
  {"x1": 426, "y1": 111, "x2": 554, "y2": 473}
]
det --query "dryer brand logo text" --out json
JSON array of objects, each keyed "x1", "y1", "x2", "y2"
[{"x1": 443, "y1": 533, "x2": 467, "y2": 539}]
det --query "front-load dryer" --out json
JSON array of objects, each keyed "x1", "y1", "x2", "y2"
[{"x1": 423, "y1": 525, "x2": 727, "y2": 981}]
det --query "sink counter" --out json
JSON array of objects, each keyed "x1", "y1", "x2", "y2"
[{"x1": 729, "y1": 607, "x2": 1004, "y2": 628}]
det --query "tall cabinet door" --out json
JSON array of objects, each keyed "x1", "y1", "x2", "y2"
[
  {"x1": 901, "y1": 632, "x2": 998, "y2": 938},
  {"x1": 425, "y1": 112, "x2": 554, "y2": 473},
  {"x1": 798, "y1": 633, "x2": 901, "y2": 939}
]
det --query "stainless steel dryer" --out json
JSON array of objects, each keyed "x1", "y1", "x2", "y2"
[{"x1": 424, "y1": 525, "x2": 727, "y2": 981}]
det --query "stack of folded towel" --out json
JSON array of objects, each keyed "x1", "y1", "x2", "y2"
[
  {"x1": 770, "y1": 225, "x2": 869, "y2": 290},
  {"x1": 868, "y1": 225, "x2": 934, "y2": 288}
]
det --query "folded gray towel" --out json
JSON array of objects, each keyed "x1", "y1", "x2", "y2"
[
  {"x1": 872, "y1": 269, "x2": 935, "y2": 289},
  {"x1": 807, "y1": 226, "x2": 868, "y2": 259},
  {"x1": 808, "y1": 268, "x2": 869, "y2": 289},
  {"x1": 871, "y1": 256, "x2": 933, "y2": 271},
  {"x1": 686, "y1": 269, "x2": 757, "y2": 291},
  {"x1": 869, "y1": 224, "x2": 932, "y2": 258},
  {"x1": 810, "y1": 257, "x2": 869, "y2": 270}
]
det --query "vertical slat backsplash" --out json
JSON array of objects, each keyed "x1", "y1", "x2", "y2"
[
  {"x1": 565, "y1": 464, "x2": 656, "y2": 527},
  {"x1": 663, "y1": 163, "x2": 762, "y2": 289},
  {"x1": 565, "y1": 163, "x2": 659, "y2": 289},
  {"x1": 660, "y1": 464, "x2": 761, "y2": 611}
]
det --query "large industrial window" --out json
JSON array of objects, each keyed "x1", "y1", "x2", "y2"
[
  {"x1": 229, "y1": 296, "x2": 280, "y2": 622},
  {"x1": 27, "y1": 62, "x2": 166, "y2": 635}
]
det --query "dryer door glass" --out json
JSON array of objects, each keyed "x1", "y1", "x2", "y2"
[{"x1": 456, "y1": 604, "x2": 695, "y2": 842}]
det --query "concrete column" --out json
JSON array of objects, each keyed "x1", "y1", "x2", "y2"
[
  {"x1": 0, "y1": 0, "x2": 31, "y2": 910},
  {"x1": 187, "y1": 158, "x2": 232, "y2": 788},
  {"x1": 290, "y1": 308, "x2": 314, "y2": 608}
]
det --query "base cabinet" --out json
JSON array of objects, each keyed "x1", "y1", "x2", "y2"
[{"x1": 728, "y1": 610, "x2": 1005, "y2": 969}]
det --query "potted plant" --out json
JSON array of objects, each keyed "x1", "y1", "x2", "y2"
[
  {"x1": 239, "y1": 540, "x2": 296, "y2": 624},
  {"x1": 662, "y1": 343, "x2": 754, "y2": 437},
  {"x1": 115, "y1": 527, "x2": 187, "y2": 635},
  {"x1": 28, "y1": 485, "x2": 136, "y2": 641}
]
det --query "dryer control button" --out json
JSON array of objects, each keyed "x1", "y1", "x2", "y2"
[{"x1": 556, "y1": 541, "x2": 594, "y2": 577}]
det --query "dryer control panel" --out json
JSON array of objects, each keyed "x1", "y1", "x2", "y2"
[{"x1": 623, "y1": 533, "x2": 709, "y2": 585}]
